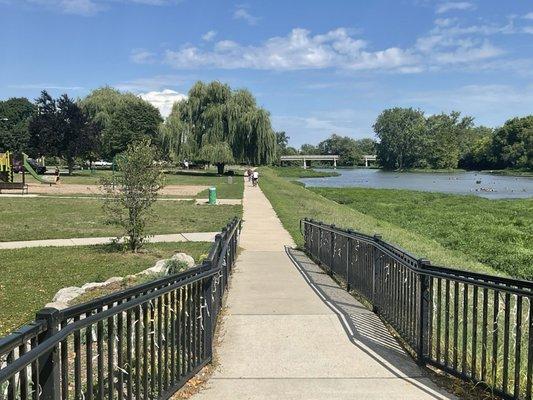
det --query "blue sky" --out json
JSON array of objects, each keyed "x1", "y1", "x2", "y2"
[{"x1": 1, "y1": 0, "x2": 533, "y2": 146}]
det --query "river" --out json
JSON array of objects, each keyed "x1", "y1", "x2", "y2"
[{"x1": 300, "y1": 169, "x2": 533, "y2": 199}]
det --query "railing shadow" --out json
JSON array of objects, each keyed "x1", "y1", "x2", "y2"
[{"x1": 286, "y1": 247, "x2": 453, "y2": 400}]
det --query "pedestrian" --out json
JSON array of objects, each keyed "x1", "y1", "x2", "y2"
[{"x1": 252, "y1": 170, "x2": 259, "y2": 186}]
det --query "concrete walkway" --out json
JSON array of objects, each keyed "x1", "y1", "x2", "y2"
[
  {"x1": 0, "y1": 232, "x2": 217, "y2": 250},
  {"x1": 194, "y1": 180, "x2": 454, "y2": 399}
]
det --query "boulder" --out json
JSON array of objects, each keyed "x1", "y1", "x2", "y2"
[
  {"x1": 52, "y1": 287, "x2": 85, "y2": 303},
  {"x1": 45, "y1": 301, "x2": 69, "y2": 310},
  {"x1": 81, "y1": 282, "x2": 109, "y2": 291},
  {"x1": 171, "y1": 253, "x2": 195, "y2": 268}
]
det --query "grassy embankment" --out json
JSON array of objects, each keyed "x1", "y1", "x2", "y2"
[
  {"x1": 0, "y1": 197, "x2": 241, "y2": 242},
  {"x1": 259, "y1": 167, "x2": 499, "y2": 276},
  {"x1": 270, "y1": 166, "x2": 340, "y2": 178},
  {"x1": 313, "y1": 187, "x2": 532, "y2": 279},
  {"x1": 0, "y1": 242, "x2": 211, "y2": 336}
]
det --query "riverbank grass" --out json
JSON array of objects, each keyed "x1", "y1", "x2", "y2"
[{"x1": 259, "y1": 167, "x2": 499, "y2": 276}]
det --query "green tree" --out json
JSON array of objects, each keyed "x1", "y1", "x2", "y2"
[
  {"x1": 199, "y1": 142, "x2": 235, "y2": 174},
  {"x1": 299, "y1": 143, "x2": 319, "y2": 154},
  {"x1": 491, "y1": 116, "x2": 533, "y2": 169},
  {"x1": 101, "y1": 141, "x2": 163, "y2": 252},
  {"x1": 0, "y1": 97, "x2": 35, "y2": 153},
  {"x1": 317, "y1": 134, "x2": 377, "y2": 166},
  {"x1": 166, "y1": 81, "x2": 276, "y2": 173},
  {"x1": 373, "y1": 107, "x2": 426, "y2": 170},
  {"x1": 422, "y1": 112, "x2": 474, "y2": 169},
  {"x1": 28, "y1": 91, "x2": 62, "y2": 157},
  {"x1": 80, "y1": 87, "x2": 162, "y2": 159}
]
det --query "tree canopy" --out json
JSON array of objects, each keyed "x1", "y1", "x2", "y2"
[
  {"x1": 317, "y1": 134, "x2": 376, "y2": 166},
  {"x1": 0, "y1": 97, "x2": 35, "y2": 153},
  {"x1": 164, "y1": 81, "x2": 276, "y2": 173},
  {"x1": 80, "y1": 87, "x2": 162, "y2": 159}
]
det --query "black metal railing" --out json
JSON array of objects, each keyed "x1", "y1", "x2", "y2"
[
  {"x1": 0, "y1": 217, "x2": 241, "y2": 400},
  {"x1": 301, "y1": 218, "x2": 533, "y2": 400}
]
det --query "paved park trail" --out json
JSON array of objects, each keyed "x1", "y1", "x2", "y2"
[{"x1": 194, "y1": 180, "x2": 455, "y2": 399}]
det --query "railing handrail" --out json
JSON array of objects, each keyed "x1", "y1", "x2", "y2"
[{"x1": 301, "y1": 218, "x2": 533, "y2": 290}]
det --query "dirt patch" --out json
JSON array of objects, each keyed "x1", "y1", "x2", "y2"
[{"x1": 27, "y1": 183, "x2": 208, "y2": 196}]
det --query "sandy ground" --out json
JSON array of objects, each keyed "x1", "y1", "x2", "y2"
[{"x1": 25, "y1": 183, "x2": 208, "y2": 196}]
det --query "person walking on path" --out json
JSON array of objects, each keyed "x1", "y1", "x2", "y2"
[{"x1": 252, "y1": 170, "x2": 259, "y2": 186}]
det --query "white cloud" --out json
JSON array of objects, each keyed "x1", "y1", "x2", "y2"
[
  {"x1": 139, "y1": 89, "x2": 187, "y2": 117},
  {"x1": 436, "y1": 2, "x2": 475, "y2": 14},
  {"x1": 130, "y1": 49, "x2": 156, "y2": 64},
  {"x1": 11, "y1": 0, "x2": 178, "y2": 16},
  {"x1": 524, "y1": 12, "x2": 533, "y2": 20},
  {"x1": 233, "y1": 6, "x2": 259, "y2": 25},
  {"x1": 164, "y1": 28, "x2": 419, "y2": 72},
  {"x1": 202, "y1": 30, "x2": 217, "y2": 42}
]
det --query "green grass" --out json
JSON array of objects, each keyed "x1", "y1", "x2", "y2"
[
  {"x1": 0, "y1": 197, "x2": 241, "y2": 241},
  {"x1": 259, "y1": 167, "x2": 498, "y2": 275},
  {"x1": 0, "y1": 242, "x2": 211, "y2": 335},
  {"x1": 271, "y1": 166, "x2": 340, "y2": 178},
  {"x1": 15, "y1": 168, "x2": 244, "y2": 198},
  {"x1": 312, "y1": 187, "x2": 533, "y2": 279}
]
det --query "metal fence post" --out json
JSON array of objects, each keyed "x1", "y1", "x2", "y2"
[
  {"x1": 372, "y1": 235, "x2": 382, "y2": 312},
  {"x1": 417, "y1": 259, "x2": 431, "y2": 365},
  {"x1": 346, "y1": 230, "x2": 353, "y2": 291},
  {"x1": 202, "y1": 261, "x2": 214, "y2": 360},
  {"x1": 330, "y1": 225, "x2": 335, "y2": 273},
  {"x1": 35, "y1": 308, "x2": 61, "y2": 400}
]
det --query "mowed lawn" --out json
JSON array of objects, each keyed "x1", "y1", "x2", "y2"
[
  {"x1": 312, "y1": 187, "x2": 533, "y2": 279},
  {"x1": 15, "y1": 168, "x2": 244, "y2": 199},
  {"x1": 0, "y1": 242, "x2": 211, "y2": 335},
  {"x1": 0, "y1": 197, "x2": 241, "y2": 242}
]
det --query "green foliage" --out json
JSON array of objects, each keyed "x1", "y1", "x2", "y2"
[
  {"x1": 80, "y1": 87, "x2": 163, "y2": 159},
  {"x1": 313, "y1": 187, "x2": 533, "y2": 279},
  {"x1": 0, "y1": 97, "x2": 35, "y2": 153},
  {"x1": 198, "y1": 142, "x2": 235, "y2": 174},
  {"x1": 374, "y1": 107, "x2": 426, "y2": 170},
  {"x1": 165, "y1": 259, "x2": 190, "y2": 274},
  {"x1": 101, "y1": 141, "x2": 163, "y2": 251},
  {"x1": 317, "y1": 134, "x2": 376, "y2": 166},
  {"x1": 27, "y1": 91, "x2": 100, "y2": 172},
  {"x1": 167, "y1": 81, "x2": 276, "y2": 166},
  {"x1": 491, "y1": 116, "x2": 533, "y2": 169}
]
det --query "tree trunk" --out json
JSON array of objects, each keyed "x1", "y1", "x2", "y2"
[
  {"x1": 216, "y1": 163, "x2": 225, "y2": 175},
  {"x1": 67, "y1": 158, "x2": 75, "y2": 175}
]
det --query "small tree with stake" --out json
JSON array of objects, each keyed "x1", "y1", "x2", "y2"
[{"x1": 101, "y1": 140, "x2": 163, "y2": 252}]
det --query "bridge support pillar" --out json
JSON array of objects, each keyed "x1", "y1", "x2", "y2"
[
  {"x1": 333, "y1": 159, "x2": 337, "y2": 169},
  {"x1": 303, "y1": 159, "x2": 307, "y2": 169},
  {"x1": 365, "y1": 158, "x2": 369, "y2": 167}
]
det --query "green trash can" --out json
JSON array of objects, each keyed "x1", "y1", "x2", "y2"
[{"x1": 208, "y1": 187, "x2": 217, "y2": 205}]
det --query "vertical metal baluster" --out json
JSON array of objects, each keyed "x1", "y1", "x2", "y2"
[
  {"x1": 126, "y1": 308, "x2": 133, "y2": 400},
  {"x1": 444, "y1": 280, "x2": 450, "y2": 366},
  {"x1": 157, "y1": 296, "x2": 163, "y2": 397},
  {"x1": 74, "y1": 317, "x2": 81, "y2": 400},
  {"x1": 134, "y1": 307, "x2": 141, "y2": 400},
  {"x1": 150, "y1": 300, "x2": 156, "y2": 398},
  {"x1": 97, "y1": 310, "x2": 104, "y2": 400},
  {"x1": 117, "y1": 307, "x2": 124, "y2": 400},
  {"x1": 453, "y1": 281, "x2": 459, "y2": 370},
  {"x1": 525, "y1": 300, "x2": 532, "y2": 399},
  {"x1": 472, "y1": 286, "x2": 478, "y2": 380},
  {"x1": 170, "y1": 290, "x2": 176, "y2": 388},
  {"x1": 502, "y1": 292, "x2": 511, "y2": 394},
  {"x1": 513, "y1": 295, "x2": 522, "y2": 398},
  {"x1": 86, "y1": 314, "x2": 94, "y2": 400},
  {"x1": 436, "y1": 279, "x2": 442, "y2": 363},
  {"x1": 107, "y1": 315, "x2": 115, "y2": 400},
  {"x1": 492, "y1": 291, "x2": 500, "y2": 389},
  {"x1": 462, "y1": 284, "x2": 469, "y2": 375},
  {"x1": 142, "y1": 303, "x2": 149, "y2": 400},
  {"x1": 481, "y1": 288, "x2": 489, "y2": 383},
  {"x1": 60, "y1": 320, "x2": 69, "y2": 400},
  {"x1": 164, "y1": 292, "x2": 169, "y2": 392},
  {"x1": 7, "y1": 350, "x2": 15, "y2": 400},
  {"x1": 31, "y1": 337, "x2": 39, "y2": 400},
  {"x1": 19, "y1": 343, "x2": 28, "y2": 400}
]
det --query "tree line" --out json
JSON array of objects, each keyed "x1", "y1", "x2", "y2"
[{"x1": 0, "y1": 81, "x2": 277, "y2": 174}]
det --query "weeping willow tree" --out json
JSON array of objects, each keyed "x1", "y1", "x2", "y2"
[{"x1": 162, "y1": 81, "x2": 276, "y2": 174}]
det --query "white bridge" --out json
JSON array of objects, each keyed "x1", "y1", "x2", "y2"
[
  {"x1": 280, "y1": 154, "x2": 377, "y2": 168},
  {"x1": 280, "y1": 155, "x2": 339, "y2": 169}
]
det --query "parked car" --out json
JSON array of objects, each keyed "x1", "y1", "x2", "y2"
[
  {"x1": 93, "y1": 160, "x2": 113, "y2": 168},
  {"x1": 13, "y1": 158, "x2": 47, "y2": 174}
]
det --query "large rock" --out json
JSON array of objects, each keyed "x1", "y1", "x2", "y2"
[
  {"x1": 105, "y1": 277, "x2": 123, "y2": 284},
  {"x1": 52, "y1": 286, "x2": 85, "y2": 303},
  {"x1": 81, "y1": 282, "x2": 109, "y2": 291},
  {"x1": 171, "y1": 253, "x2": 195, "y2": 268}
]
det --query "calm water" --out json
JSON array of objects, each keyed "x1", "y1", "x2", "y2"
[{"x1": 300, "y1": 169, "x2": 533, "y2": 199}]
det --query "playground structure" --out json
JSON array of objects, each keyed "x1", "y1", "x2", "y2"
[{"x1": 0, "y1": 151, "x2": 57, "y2": 194}]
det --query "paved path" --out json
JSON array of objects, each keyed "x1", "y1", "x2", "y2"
[
  {"x1": 0, "y1": 232, "x2": 217, "y2": 250},
  {"x1": 194, "y1": 180, "x2": 454, "y2": 399}
]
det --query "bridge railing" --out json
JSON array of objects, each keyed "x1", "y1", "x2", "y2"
[
  {"x1": 0, "y1": 217, "x2": 241, "y2": 400},
  {"x1": 301, "y1": 218, "x2": 533, "y2": 400}
]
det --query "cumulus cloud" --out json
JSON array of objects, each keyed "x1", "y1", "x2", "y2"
[
  {"x1": 202, "y1": 30, "x2": 217, "y2": 42},
  {"x1": 139, "y1": 89, "x2": 187, "y2": 117},
  {"x1": 130, "y1": 49, "x2": 156, "y2": 64},
  {"x1": 436, "y1": 2, "x2": 475, "y2": 14},
  {"x1": 233, "y1": 6, "x2": 259, "y2": 25},
  {"x1": 164, "y1": 28, "x2": 418, "y2": 71}
]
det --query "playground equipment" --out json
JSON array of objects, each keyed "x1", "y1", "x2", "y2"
[
  {"x1": 0, "y1": 151, "x2": 28, "y2": 194},
  {"x1": 21, "y1": 153, "x2": 57, "y2": 185}
]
